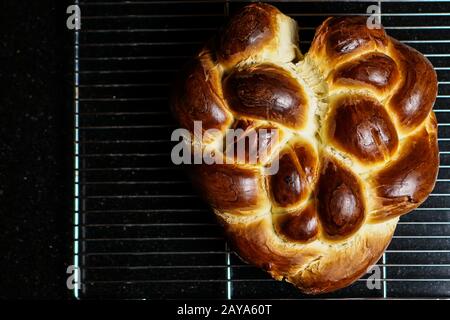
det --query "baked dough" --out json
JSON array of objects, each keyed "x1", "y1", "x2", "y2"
[{"x1": 171, "y1": 3, "x2": 439, "y2": 294}]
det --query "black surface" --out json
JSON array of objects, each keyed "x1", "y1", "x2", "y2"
[{"x1": 0, "y1": 1, "x2": 73, "y2": 299}]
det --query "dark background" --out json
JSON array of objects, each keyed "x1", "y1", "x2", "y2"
[{"x1": 0, "y1": 1, "x2": 73, "y2": 299}]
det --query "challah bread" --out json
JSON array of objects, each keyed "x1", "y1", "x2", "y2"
[{"x1": 170, "y1": 3, "x2": 439, "y2": 294}]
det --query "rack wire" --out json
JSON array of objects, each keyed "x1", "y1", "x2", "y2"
[{"x1": 74, "y1": 0, "x2": 450, "y2": 299}]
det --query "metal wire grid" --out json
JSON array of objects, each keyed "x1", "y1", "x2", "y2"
[{"x1": 73, "y1": 0, "x2": 450, "y2": 299}]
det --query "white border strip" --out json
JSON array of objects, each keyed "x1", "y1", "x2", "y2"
[{"x1": 73, "y1": 0, "x2": 81, "y2": 300}]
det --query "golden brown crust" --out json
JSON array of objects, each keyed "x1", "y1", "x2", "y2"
[
  {"x1": 273, "y1": 201, "x2": 319, "y2": 243},
  {"x1": 218, "y1": 213, "x2": 397, "y2": 294},
  {"x1": 217, "y1": 3, "x2": 279, "y2": 68},
  {"x1": 190, "y1": 163, "x2": 268, "y2": 214},
  {"x1": 331, "y1": 52, "x2": 399, "y2": 94},
  {"x1": 316, "y1": 156, "x2": 366, "y2": 238},
  {"x1": 369, "y1": 115, "x2": 439, "y2": 221},
  {"x1": 217, "y1": 215, "x2": 320, "y2": 276},
  {"x1": 326, "y1": 95, "x2": 399, "y2": 164},
  {"x1": 270, "y1": 151, "x2": 308, "y2": 207},
  {"x1": 171, "y1": 6, "x2": 439, "y2": 294},
  {"x1": 223, "y1": 63, "x2": 309, "y2": 129},
  {"x1": 290, "y1": 219, "x2": 397, "y2": 294},
  {"x1": 387, "y1": 38, "x2": 438, "y2": 132},
  {"x1": 269, "y1": 139, "x2": 319, "y2": 208},
  {"x1": 292, "y1": 140, "x2": 320, "y2": 183},
  {"x1": 309, "y1": 16, "x2": 388, "y2": 71},
  {"x1": 170, "y1": 49, "x2": 232, "y2": 135}
]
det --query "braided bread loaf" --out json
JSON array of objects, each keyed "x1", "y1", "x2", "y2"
[{"x1": 170, "y1": 3, "x2": 439, "y2": 294}]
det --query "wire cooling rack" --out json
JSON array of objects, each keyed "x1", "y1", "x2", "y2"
[{"x1": 73, "y1": 0, "x2": 450, "y2": 299}]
